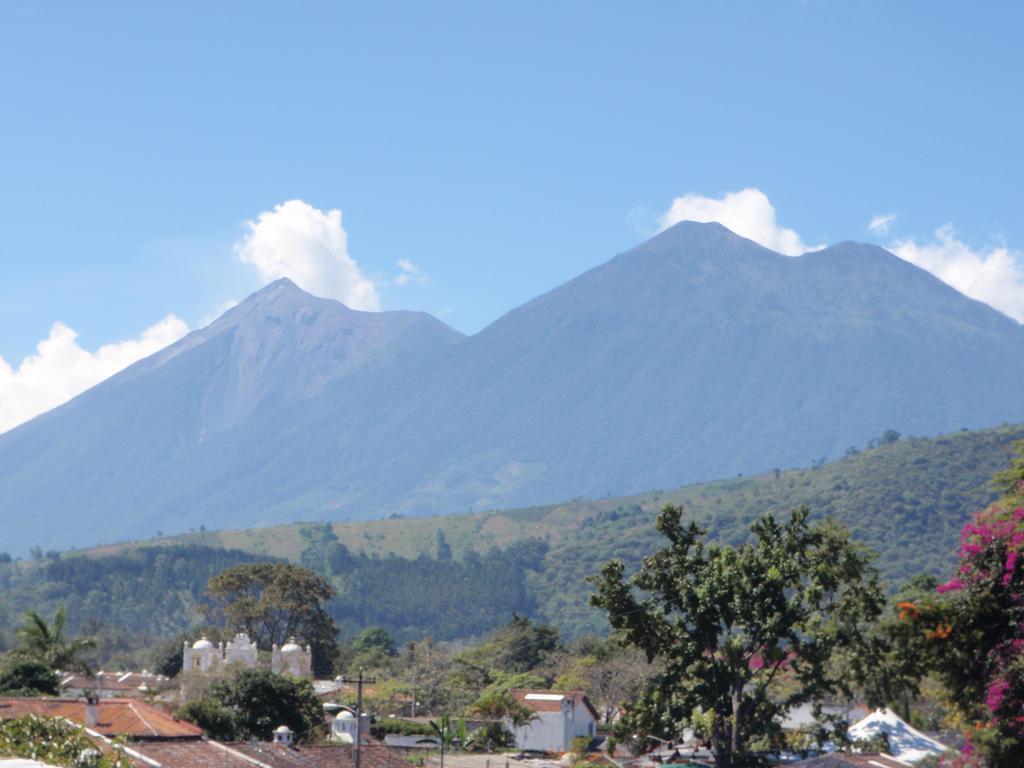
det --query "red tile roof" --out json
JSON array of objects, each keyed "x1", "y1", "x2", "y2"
[
  {"x1": 510, "y1": 689, "x2": 600, "y2": 720},
  {"x1": 790, "y1": 755, "x2": 909, "y2": 768},
  {"x1": 130, "y1": 740, "x2": 259, "y2": 767},
  {"x1": 227, "y1": 743, "x2": 398, "y2": 768},
  {"x1": 0, "y1": 697, "x2": 203, "y2": 740}
]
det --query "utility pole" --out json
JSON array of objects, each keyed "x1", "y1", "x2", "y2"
[{"x1": 338, "y1": 670, "x2": 377, "y2": 768}]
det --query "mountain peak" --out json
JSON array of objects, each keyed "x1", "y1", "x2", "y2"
[
  {"x1": 652, "y1": 220, "x2": 743, "y2": 246},
  {"x1": 205, "y1": 278, "x2": 350, "y2": 332},
  {"x1": 261, "y1": 275, "x2": 303, "y2": 293},
  {"x1": 242, "y1": 276, "x2": 322, "y2": 308},
  {"x1": 615, "y1": 219, "x2": 779, "y2": 268}
]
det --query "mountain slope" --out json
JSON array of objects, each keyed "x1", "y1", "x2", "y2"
[
  {"x1": 61, "y1": 422, "x2": 1024, "y2": 640},
  {"x1": 2, "y1": 222, "x2": 1024, "y2": 552},
  {"x1": 0, "y1": 279, "x2": 462, "y2": 550},
  {"x1": 232, "y1": 222, "x2": 1024, "y2": 517},
  {"x1": 378, "y1": 223, "x2": 1024, "y2": 507}
]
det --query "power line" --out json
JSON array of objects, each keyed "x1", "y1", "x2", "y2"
[{"x1": 338, "y1": 670, "x2": 377, "y2": 768}]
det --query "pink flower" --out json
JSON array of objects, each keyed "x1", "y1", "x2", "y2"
[
  {"x1": 986, "y1": 679, "x2": 1010, "y2": 713},
  {"x1": 1003, "y1": 551, "x2": 1019, "y2": 586},
  {"x1": 937, "y1": 579, "x2": 965, "y2": 593}
]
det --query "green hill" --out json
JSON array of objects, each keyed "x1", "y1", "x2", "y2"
[{"x1": 63, "y1": 422, "x2": 1024, "y2": 640}]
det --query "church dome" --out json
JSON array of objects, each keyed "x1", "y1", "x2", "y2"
[
  {"x1": 192, "y1": 637, "x2": 214, "y2": 650},
  {"x1": 280, "y1": 638, "x2": 303, "y2": 653}
]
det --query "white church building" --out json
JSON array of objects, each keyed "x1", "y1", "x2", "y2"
[{"x1": 182, "y1": 633, "x2": 312, "y2": 678}]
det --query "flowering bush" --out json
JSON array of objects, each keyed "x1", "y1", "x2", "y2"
[
  {"x1": 900, "y1": 442, "x2": 1024, "y2": 768},
  {"x1": 0, "y1": 714, "x2": 133, "y2": 767}
]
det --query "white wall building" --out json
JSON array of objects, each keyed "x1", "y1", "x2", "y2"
[
  {"x1": 182, "y1": 633, "x2": 312, "y2": 678},
  {"x1": 271, "y1": 637, "x2": 313, "y2": 677},
  {"x1": 224, "y1": 632, "x2": 258, "y2": 667},
  {"x1": 508, "y1": 689, "x2": 598, "y2": 753},
  {"x1": 183, "y1": 636, "x2": 222, "y2": 674}
]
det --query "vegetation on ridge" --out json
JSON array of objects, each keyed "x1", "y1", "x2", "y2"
[{"x1": 0, "y1": 424, "x2": 1020, "y2": 663}]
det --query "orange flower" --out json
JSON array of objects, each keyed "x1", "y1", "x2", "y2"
[{"x1": 897, "y1": 601, "x2": 920, "y2": 621}]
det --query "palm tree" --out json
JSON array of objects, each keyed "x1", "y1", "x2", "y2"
[{"x1": 14, "y1": 605, "x2": 96, "y2": 673}]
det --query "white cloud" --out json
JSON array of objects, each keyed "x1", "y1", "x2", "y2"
[
  {"x1": 658, "y1": 188, "x2": 822, "y2": 256},
  {"x1": 235, "y1": 199, "x2": 381, "y2": 310},
  {"x1": 868, "y1": 213, "x2": 897, "y2": 236},
  {"x1": 890, "y1": 225, "x2": 1024, "y2": 322},
  {"x1": 0, "y1": 315, "x2": 189, "y2": 434},
  {"x1": 394, "y1": 258, "x2": 428, "y2": 287}
]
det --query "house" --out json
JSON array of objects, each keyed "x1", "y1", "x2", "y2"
[
  {"x1": 0, "y1": 695, "x2": 212, "y2": 767},
  {"x1": 847, "y1": 708, "x2": 949, "y2": 764},
  {"x1": 508, "y1": 689, "x2": 599, "y2": 753},
  {"x1": 58, "y1": 670, "x2": 168, "y2": 699},
  {"x1": 779, "y1": 702, "x2": 870, "y2": 733},
  {"x1": 0, "y1": 695, "x2": 394, "y2": 768},
  {"x1": 0, "y1": 696, "x2": 203, "y2": 741}
]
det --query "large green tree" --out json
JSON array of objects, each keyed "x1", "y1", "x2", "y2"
[
  {"x1": 0, "y1": 658, "x2": 59, "y2": 696},
  {"x1": 13, "y1": 605, "x2": 96, "y2": 673},
  {"x1": 848, "y1": 573, "x2": 937, "y2": 721},
  {"x1": 177, "y1": 667, "x2": 323, "y2": 742},
  {"x1": 591, "y1": 506, "x2": 883, "y2": 768},
  {"x1": 201, "y1": 562, "x2": 339, "y2": 676}
]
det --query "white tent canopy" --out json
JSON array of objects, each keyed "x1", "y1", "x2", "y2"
[{"x1": 848, "y1": 708, "x2": 949, "y2": 764}]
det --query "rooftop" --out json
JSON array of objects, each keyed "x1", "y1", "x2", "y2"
[
  {"x1": 789, "y1": 754, "x2": 910, "y2": 768},
  {"x1": 0, "y1": 697, "x2": 202, "y2": 741},
  {"x1": 509, "y1": 689, "x2": 599, "y2": 719}
]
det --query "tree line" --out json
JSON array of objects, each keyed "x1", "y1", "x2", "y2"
[{"x1": 2, "y1": 443, "x2": 1023, "y2": 764}]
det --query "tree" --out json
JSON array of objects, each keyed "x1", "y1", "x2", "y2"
[
  {"x1": 13, "y1": 605, "x2": 96, "y2": 673},
  {"x1": 458, "y1": 615, "x2": 562, "y2": 675},
  {"x1": 0, "y1": 715, "x2": 134, "y2": 767},
  {"x1": 591, "y1": 505, "x2": 883, "y2": 768},
  {"x1": 149, "y1": 633, "x2": 190, "y2": 678},
  {"x1": 882, "y1": 429, "x2": 901, "y2": 445},
  {"x1": 178, "y1": 667, "x2": 323, "y2": 742},
  {"x1": 471, "y1": 690, "x2": 536, "y2": 729},
  {"x1": 849, "y1": 574, "x2": 936, "y2": 721},
  {"x1": 581, "y1": 645, "x2": 660, "y2": 725},
  {"x1": 201, "y1": 562, "x2": 339, "y2": 676},
  {"x1": 0, "y1": 658, "x2": 59, "y2": 695},
  {"x1": 436, "y1": 530, "x2": 453, "y2": 561},
  {"x1": 352, "y1": 626, "x2": 396, "y2": 657},
  {"x1": 175, "y1": 697, "x2": 236, "y2": 741},
  {"x1": 902, "y1": 441, "x2": 1024, "y2": 767},
  {"x1": 400, "y1": 638, "x2": 456, "y2": 715}
]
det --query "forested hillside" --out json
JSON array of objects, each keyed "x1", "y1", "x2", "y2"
[
  {"x1": 0, "y1": 545, "x2": 266, "y2": 662},
  {"x1": 1, "y1": 423, "x2": 1019, "y2": 660},
  {"x1": 0, "y1": 537, "x2": 549, "y2": 665}
]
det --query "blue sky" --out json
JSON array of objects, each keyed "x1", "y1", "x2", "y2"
[{"x1": 2, "y1": 1, "x2": 1023, "y2": 430}]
